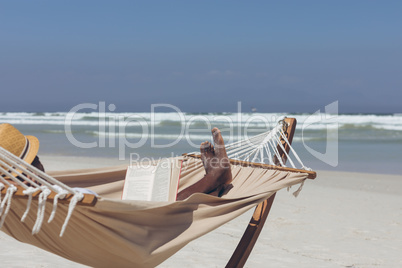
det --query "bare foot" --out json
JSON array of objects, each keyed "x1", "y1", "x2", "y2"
[
  {"x1": 209, "y1": 127, "x2": 232, "y2": 191},
  {"x1": 176, "y1": 128, "x2": 232, "y2": 200},
  {"x1": 200, "y1": 141, "x2": 214, "y2": 173},
  {"x1": 198, "y1": 128, "x2": 232, "y2": 193}
]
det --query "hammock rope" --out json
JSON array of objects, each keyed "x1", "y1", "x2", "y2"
[{"x1": 192, "y1": 120, "x2": 309, "y2": 171}]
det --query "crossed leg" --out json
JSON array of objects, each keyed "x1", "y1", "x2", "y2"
[{"x1": 177, "y1": 128, "x2": 232, "y2": 200}]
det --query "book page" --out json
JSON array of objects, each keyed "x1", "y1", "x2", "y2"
[
  {"x1": 122, "y1": 158, "x2": 183, "y2": 202},
  {"x1": 150, "y1": 159, "x2": 171, "y2": 202},
  {"x1": 122, "y1": 164, "x2": 157, "y2": 201}
]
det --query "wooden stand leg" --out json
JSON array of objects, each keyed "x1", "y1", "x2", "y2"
[{"x1": 226, "y1": 193, "x2": 276, "y2": 268}]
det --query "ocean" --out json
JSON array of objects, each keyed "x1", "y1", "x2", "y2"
[{"x1": 1, "y1": 112, "x2": 401, "y2": 175}]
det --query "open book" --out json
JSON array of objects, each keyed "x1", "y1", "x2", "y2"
[{"x1": 122, "y1": 158, "x2": 183, "y2": 202}]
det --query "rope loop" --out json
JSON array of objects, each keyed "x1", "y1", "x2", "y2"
[
  {"x1": 0, "y1": 185, "x2": 17, "y2": 228},
  {"x1": 21, "y1": 187, "x2": 41, "y2": 222},
  {"x1": 60, "y1": 192, "x2": 84, "y2": 237},
  {"x1": 32, "y1": 186, "x2": 51, "y2": 234},
  {"x1": 48, "y1": 186, "x2": 69, "y2": 223}
]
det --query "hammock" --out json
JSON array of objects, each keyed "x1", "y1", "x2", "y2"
[{"x1": 0, "y1": 118, "x2": 316, "y2": 268}]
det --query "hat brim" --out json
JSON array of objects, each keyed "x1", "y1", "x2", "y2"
[{"x1": 24, "y1": 135, "x2": 40, "y2": 164}]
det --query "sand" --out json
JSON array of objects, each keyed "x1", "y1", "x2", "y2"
[{"x1": 0, "y1": 156, "x2": 401, "y2": 267}]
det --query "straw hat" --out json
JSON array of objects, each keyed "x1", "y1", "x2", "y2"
[{"x1": 0, "y1": 123, "x2": 39, "y2": 164}]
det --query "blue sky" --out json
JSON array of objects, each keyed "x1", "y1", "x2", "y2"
[{"x1": 1, "y1": 1, "x2": 401, "y2": 113}]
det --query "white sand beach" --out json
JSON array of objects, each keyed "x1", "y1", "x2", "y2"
[{"x1": 0, "y1": 156, "x2": 401, "y2": 267}]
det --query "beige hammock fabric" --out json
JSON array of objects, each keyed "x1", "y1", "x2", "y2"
[{"x1": 1, "y1": 156, "x2": 308, "y2": 268}]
